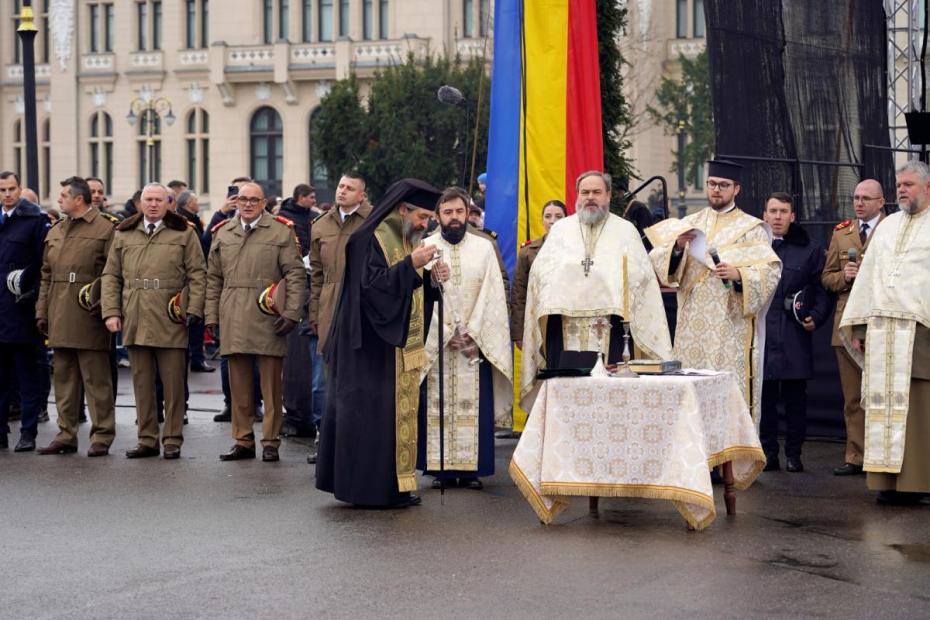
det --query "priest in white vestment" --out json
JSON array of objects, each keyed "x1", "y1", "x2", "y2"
[
  {"x1": 420, "y1": 188, "x2": 512, "y2": 490},
  {"x1": 520, "y1": 171, "x2": 673, "y2": 411},
  {"x1": 646, "y1": 160, "x2": 781, "y2": 425},
  {"x1": 839, "y1": 160, "x2": 930, "y2": 505}
]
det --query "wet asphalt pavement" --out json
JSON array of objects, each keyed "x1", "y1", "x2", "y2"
[{"x1": 1, "y1": 368, "x2": 929, "y2": 619}]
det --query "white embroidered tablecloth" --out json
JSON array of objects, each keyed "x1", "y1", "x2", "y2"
[{"x1": 510, "y1": 373, "x2": 765, "y2": 530}]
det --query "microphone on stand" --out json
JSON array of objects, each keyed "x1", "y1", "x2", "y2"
[
  {"x1": 708, "y1": 246, "x2": 732, "y2": 290},
  {"x1": 437, "y1": 85, "x2": 465, "y2": 107}
]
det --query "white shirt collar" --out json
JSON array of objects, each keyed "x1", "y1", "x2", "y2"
[
  {"x1": 859, "y1": 213, "x2": 880, "y2": 235},
  {"x1": 1, "y1": 205, "x2": 16, "y2": 217},
  {"x1": 339, "y1": 204, "x2": 360, "y2": 222},
  {"x1": 143, "y1": 218, "x2": 162, "y2": 231},
  {"x1": 243, "y1": 212, "x2": 262, "y2": 231}
]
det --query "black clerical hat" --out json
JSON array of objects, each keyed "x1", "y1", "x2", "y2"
[
  {"x1": 384, "y1": 178, "x2": 443, "y2": 212},
  {"x1": 707, "y1": 159, "x2": 743, "y2": 183}
]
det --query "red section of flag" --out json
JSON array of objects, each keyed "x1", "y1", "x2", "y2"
[{"x1": 564, "y1": 0, "x2": 604, "y2": 214}]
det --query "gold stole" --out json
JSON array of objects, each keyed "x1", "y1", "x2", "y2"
[{"x1": 374, "y1": 212, "x2": 425, "y2": 493}]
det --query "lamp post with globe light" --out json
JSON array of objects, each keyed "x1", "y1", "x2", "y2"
[{"x1": 127, "y1": 87, "x2": 175, "y2": 184}]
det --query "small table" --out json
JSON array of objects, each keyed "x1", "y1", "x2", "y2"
[{"x1": 510, "y1": 372, "x2": 765, "y2": 530}]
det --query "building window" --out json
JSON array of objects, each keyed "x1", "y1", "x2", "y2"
[
  {"x1": 309, "y1": 107, "x2": 330, "y2": 199},
  {"x1": 90, "y1": 111, "x2": 113, "y2": 192},
  {"x1": 13, "y1": 0, "x2": 22, "y2": 64},
  {"x1": 40, "y1": 119, "x2": 50, "y2": 200},
  {"x1": 250, "y1": 107, "x2": 283, "y2": 198},
  {"x1": 12, "y1": 119, "x2": 24, "y2": 183},
  {"x1": 363, "y1": 0, "x2": 373, "y2": 40},
  {"x1": 90, "y1": 3, "x2": 100, "y2": 52},
  {"x1": 319, "y1": 0, "x2": 333, "y2": 41},
  {"x1": 676, "y1": 0, "x2": 687, "y2": 38},
  {"x1": 136, "y1": 1, "x2": 162, "y2": 51},
  {"x1": 38, "y1": 0, "x2": 49, "y2": 63},
  {"x1": 186, "y1": 0, "x2": 209, "y2": 48},
  {"x1": 693, "y1": 0, "x2": 705, "y2": 38},
  {"x1": 302, "y1": 0, "x2": 312, "y2": 41},
  {"x1": 186, "y1": 108, "x2": 210, "y2": 194},
  {"x1": 137, "y1": 110, "x2": 162, "y2": 186},
  {"x1": 104, "y1": 4, "x2": 114, "y2": 51},
  {"x1": 89, "y1": 2, "x2": 114, "y2": 53},
  {"x1": 338, "y1": 0, "x2": 348, "y2": 37},
  {"x1": 463, "y1": 0, "x2": 474, "y2": 38},
  {"x1": 479, "y1": 0, "x2": 489, "y2": 37},
  {"x1": 691, "y1": 161, "x2": 704, "y2": 190},
  {"x1": 379, "y1": 0, "x2": 388, "y2": 39},
  {"x1": 264, "y1": 0, "x2": 289, "y2": 43},
  {"x1": 280, "y1": 0, "x2": 290, "y2": 41}
]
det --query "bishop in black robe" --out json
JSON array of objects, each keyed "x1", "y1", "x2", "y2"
[{"x1": 315, "y1": 179, "x2": 442, "y2": 508}]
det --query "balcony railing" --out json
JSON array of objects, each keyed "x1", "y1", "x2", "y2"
[{"x1": 80, "y1": 53, "x2": 115, "y2": 72}]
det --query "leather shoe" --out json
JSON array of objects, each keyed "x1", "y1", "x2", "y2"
[
  {"x1": 163, "y1": 445, "x2": 181, "y2": 459},
  {"x1": 0, "y1": 434, "x2": 7, "y2": 449},
  {"x1": 87, "y1": 443, "x2": 110, "y2": 457},
  {"x1": 764, "y1": 455, "x2": 780, "y2": 472},
  {"x1": 14, "y1": 437, "x2": 36, "y2": 452},
  {"x1": 219, "y1": 445, "x2": 256, "y2": 461},
  {"x1": 877, "y1": 490, "x2": 926, "y2": 505},
  {"x1": 459, "y1": 477, "x2": 484, "y2": 490},
  {"x1": 190, "y1": 361, "x2": 216, "y2": 373},
  {"x1": 126, "y1": 444, "x2": 160, "y2": 458},
  {"x1": 833, "y1": 462, "x2": 864, "y2": 476},
  {"x1": 431, "y1": 477, "x2": 457, "y2": 489},
  {"x1": 262, "y1": 446, "x2": 279, "y2": 462},
  {"x1": 389, "y1": 494, "x2": 423, "y2": 508},
  {"x1": 37, "y1": 409, "x2": 50, "y2": 423},
  {"x1": 38, "y1": 441, "x2": 77, "y2": 455},
  {"x1": 213, "y1": 408, "x2": 231, "y2": 422},
  {"x1": 786, "y1": 456, "x2": 804, "y2": 473}
]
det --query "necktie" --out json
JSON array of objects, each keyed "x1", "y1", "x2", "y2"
[
  {"x1": 859, "y1": 222, "x2": 869, "y2": 245},
  {"x1": 146, "y1": 223, "x2": 155, "y2": 237},
  {"x1": 772, "y1": 239, "x2": 783, "y2": 250},
  {"x1": 245, "y1": 224, "x2": 253, "y2": 236}
]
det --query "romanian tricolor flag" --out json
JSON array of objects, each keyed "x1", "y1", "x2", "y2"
[{"x1": 484, "y1": 0, "x2": 604, "y2": 430}]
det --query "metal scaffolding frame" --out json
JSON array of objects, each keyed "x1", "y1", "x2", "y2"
[{"x1": 886, "y1": 0, "x2": 925, "y2": 156}]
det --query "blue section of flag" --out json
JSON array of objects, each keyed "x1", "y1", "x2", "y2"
[{"x1": 484, "y1": 0, "x2": 522, "y2": 277}]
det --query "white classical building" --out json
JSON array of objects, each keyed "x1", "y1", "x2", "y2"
[{"x1": 0, "y1": 0, "x2": 492, "y2": 210}]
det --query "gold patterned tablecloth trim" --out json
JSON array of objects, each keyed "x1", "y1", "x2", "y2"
[
  {"x1": 509, "y1": 460, "x2": 568, "y2": 525},
  {"x1": 706, "y1": 446, "x2": 767, "y2": 490}
]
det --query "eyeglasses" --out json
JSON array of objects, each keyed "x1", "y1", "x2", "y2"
[
  {"x1": 852, "y1": 195, "x2": 881, "y2": 203},
  {"x1": 706, "y1": 181, "x2": 734, "y2": 191},
  {"x1": 236, "y1": 196, "x2": 263, "y2": 206}
]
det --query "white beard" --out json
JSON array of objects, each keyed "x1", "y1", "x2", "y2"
[{"x1": 577, "y1": 205, "x2": 608, "y2": 226}]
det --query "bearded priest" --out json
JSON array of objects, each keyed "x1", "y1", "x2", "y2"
[
  {"x1": 645, "y1": 160, "x2": 782, "y2": 425},
  {"x1": 419, "y1": 187, "x2": 513, "y2": 490},
  {"x1": 315, "y1": 178, "x2": 442, "y2": 508},
  {"x1": 520, "y1": 171, "x2": 673, "y2": 410}
]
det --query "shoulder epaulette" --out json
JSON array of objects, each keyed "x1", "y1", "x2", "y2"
[
  {"x1": 485, "y1": 229, "x2": 498, "y2": 239},
  {"x1": 210, "y1": 219, "x2": 230, "y2": 235},
  {"x1": 101, "y1": 212, "x2": 120, "y2": 225},
  {"x1": 834, "y1": 219, "x2": 852, "y2": 231},
  {"x1": 520, "y1": 239, "x2": 533, "y2": 248},
  {"x1": 274, "y1": 215, "x2": 295, "y2": 228}
]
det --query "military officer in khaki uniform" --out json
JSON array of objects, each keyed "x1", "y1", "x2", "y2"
[
  {"x1": 822, "y1": 179, "x2": 886, "y2": 476},
  {"x1": 511, "y1": 199, "x2": 567, "y2": 347},
  {"x1": 207, "y1": 182, "x2": 305, "y2": 462},
  {"x1": 101, "y1": 183, "x2": 206, "y2": 459},
  {"x1": 36, "y1": 177, "x2": 117, "y2": 456},
  {"x1": 305, "y1": 173, "x2": 371, "y2": 464}
]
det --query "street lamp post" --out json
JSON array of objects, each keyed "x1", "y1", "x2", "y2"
[
  {"x1": 17, "y1": 1, "x2": 39, "y2": 193},
  {"x1": 126, "y1": 89, "x2": 175, "y2": 184}
]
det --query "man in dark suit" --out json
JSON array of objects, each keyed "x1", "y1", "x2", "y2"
[{"x1": 0, "y1": 171, "x2": 51, "y2": 451}]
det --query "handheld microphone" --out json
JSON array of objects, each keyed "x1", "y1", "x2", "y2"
[
  {"x1": 437, "y1": 85, "x2": 465, "y2": 106},
  {"x1": 708, "y1": 246, "x2": 732, "y2": 289},
  {"x1": 847, "y1": 247, "x2": 858, "y2": 263}
]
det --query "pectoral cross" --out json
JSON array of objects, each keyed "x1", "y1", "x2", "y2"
[
  {"x1": 592, "y1": 316, "x2": 610, "y2": 341},
  {"x1": 581, "y1": 256, "x2": 594, "y2": 276}
]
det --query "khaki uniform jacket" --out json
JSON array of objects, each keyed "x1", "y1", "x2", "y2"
[
  {"x1": 821, "y1": 215, "x2": 884, "y2": 346},
  {"x1": 206, "y1": 213, "x2": 305, "y2": 357},
  {"x1": 511, "y1": 235, "x2": 545, "y2": 342},
  {"x1": 36, "y1": 207, "x2": 116, "y2": 351},
  {"x1": 101, "y1": 211, "x2": 206, "y2": 349},
  {"x1": 309, "y1": 203, "x2": 372, "y2": 353}
]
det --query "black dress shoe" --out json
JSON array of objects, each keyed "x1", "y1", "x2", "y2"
[
  {"x1": 219, "y1": 445, "x2": 256, "y2": 461},
  {"x1": 262, "y1": 446, "x2": 279, "y2": 462},
  {"x1": 37, "y1": 409, "x2": 50, "y2": 423},
  {"x1": 190, "y1": 362, "x2": 216, "y2": 373},
  {"x1": 87, "y1": 443, "x2": 110, "y2": 457},
  {"x1": 877, "y1": 490, "x2": 926, "y2": 505},
  {"x1": 459, "y1": 477, "x2": 484, "y2": 490},
  {"x1": 14, "y1": 437, "x2": 36, "y2": 452},
  {"x1": 785, "y1": 456, "x2": 804, "y2": 473},
  {"x1": 183, "y1": 413, "x2": 189, "y2": 425},
  {"x1": 213, "y1": 408, "x2": 231, "y2": 422},
  {"x1": 764, "y1": 455, "x2": 780, "y2": 472},
  {"x1": 126, "y1": 445, "x2": 160, "y2": 458},
  {"x1": 833, "y1": 462, "x2": 864, "y2": 476},
  {"x1": 389, "y1": 494, "x2": 423, "y2": 508},
  {"x1": 163, "y1": 445, "x2": 181, "y2": 459},
  {"x1": 431, "y1": 477, "x2": 457, "y2": 489}
]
